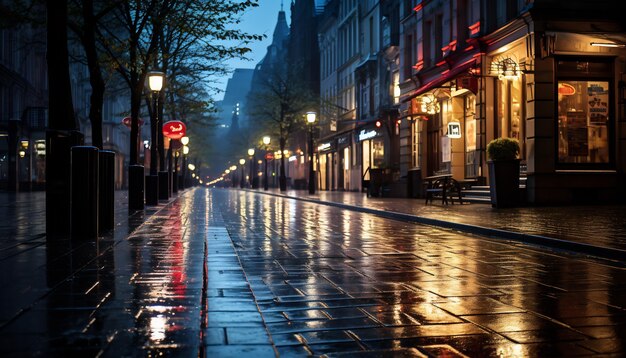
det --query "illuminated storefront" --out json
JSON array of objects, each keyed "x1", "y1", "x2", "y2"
[{"x1": 358, "y1": 128, "x2": 384, "y2": 180}]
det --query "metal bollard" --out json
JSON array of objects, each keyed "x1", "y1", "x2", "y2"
[
  {"x1": 145, "y1": 174, "x2": 159, "y2": 205},
  {"x1": 99, "y1": 150, "x2": 115, "y2": 232},
  {"x1": 129, "y1": 165, "x2": 145, "y2": 210},
  {"x1": 71, "y1": 146, "x2": 99, "y2": 238},
  {"x1": 158, "y1": 171, "x2": 169, "y2": 200}
]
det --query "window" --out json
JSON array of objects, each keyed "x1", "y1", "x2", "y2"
[
  {"x1": 434, "y1": 15, "x2": 443, "y2": 62},
  {"x1": 393, "y1": 71, "x2": 400, "y2": 104},
  {"x1": 557, "y1": 80, "x2": 610, "y2": 164},
  {"x1": 556, "y1": 58, "x2": 613, "y2": 167},
  {"x1": 404, "y1": 34, "x2": 413, "y2": 78}
]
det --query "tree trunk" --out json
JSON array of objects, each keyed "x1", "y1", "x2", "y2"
[
  {"x1": 46, "y1": 0, "x2": 82, "y2": 236},
  {"x1": 83, "y1": 0, "x2": 105, "y2": 149},
  {"x1": 47, "y1": 0, "x2": 77, "y2": 131}
]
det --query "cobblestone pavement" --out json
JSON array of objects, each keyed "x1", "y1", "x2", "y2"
[
  {"x1": 215, "y1": 189, "x2": 626, "y2": 357},
  {"x1": 1, "y1": 188, "x2": 626, "y2": 357},
  {"x1": 272, "y1": 190, "x2": 626, "y2": 254}
]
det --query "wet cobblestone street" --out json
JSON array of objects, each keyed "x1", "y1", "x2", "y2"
[
  {"x1": 1, "y1": 188, "x2": 626, "y2": 357},
  {"x1": 214, "y1": 189, "x2": 626, "y2": 357}
]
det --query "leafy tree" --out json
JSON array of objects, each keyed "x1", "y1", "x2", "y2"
[
  {"x1": 247, "y1": 63, "x2": 317, "y2": 191},
  {"x1": 155, "y1": 0, "x2": 263, "y2": 170}
]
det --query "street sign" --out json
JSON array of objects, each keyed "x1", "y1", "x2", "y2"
[{"x1": 162, "y1": 120, "x2": 186, "y2": 139}]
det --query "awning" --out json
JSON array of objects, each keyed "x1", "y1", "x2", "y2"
[{"x1": 402, "y1": 58, "x2": 477, "y2": 102}]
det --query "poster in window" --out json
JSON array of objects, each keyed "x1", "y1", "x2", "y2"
[
  {"x1": 465, "y1": 119, "x2": 476, "y2": 151},
  {"x1": 587, "y1": 82, "x2": 608, "y2": 125},
  {"x1": 566, "y1": 111, "x2": 588, "y2": 157}
]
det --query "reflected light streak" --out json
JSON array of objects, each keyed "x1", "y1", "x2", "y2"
[{"x1": 149, "y1": 315, "x2": 167, "y2": 342}]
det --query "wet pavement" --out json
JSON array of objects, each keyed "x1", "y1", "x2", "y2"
[
  {"x1": 267, "y1": 190, "x2": 626, "y2": 256},
  {"x1": 1, "y1": 188, "x2": 626, "y2": 357}
]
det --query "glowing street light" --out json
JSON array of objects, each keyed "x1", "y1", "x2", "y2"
[
  {"x1": 262, "y1": 136, "x2": 271, "y2": 190},
  {"x1": 306, "y1": 111, "x2": 316, "y2": 195}
]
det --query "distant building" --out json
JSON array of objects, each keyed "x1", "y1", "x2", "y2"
[
  {"x1": 215, "y1": 68, "x2": 254, "y2": 129},
  {"x1": 0, "y1": 20, "x2": 48, "y2": 191}
]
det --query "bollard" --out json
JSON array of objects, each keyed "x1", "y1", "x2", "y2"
[
  {"x1": 168, "y1": 171, "x2": 173, "y2": 197},
  {"x1": 146, "y1": 174, "x2": 159, "y2": 205},
  {"x1": 129, "y1": 165, "x2": 145, "y2": 210},
  {"x1": 99, "y1": 150, "x2": 115, "y2": 232},
  {"x1": 46, "y1": 130, "x2": 84, "y2": 236},
  {"x1": 158, "y1": 171, "x2": 169, "y2": 200},
  {"x1": 71, "y1": 146, "x2": 99, "y2": 238}
]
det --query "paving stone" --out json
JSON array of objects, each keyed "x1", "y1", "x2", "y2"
[{"x1": 3, "y1": 188, "x2": 626, "y2": 356}]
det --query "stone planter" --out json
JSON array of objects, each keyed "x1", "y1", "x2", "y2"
[{"x1": 488, "y1": 159, "x2": 520, "y2": 208}]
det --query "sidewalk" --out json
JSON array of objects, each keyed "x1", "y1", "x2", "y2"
[{"x1": 259, "y1": 189, "x2": 626, "y2": 261}]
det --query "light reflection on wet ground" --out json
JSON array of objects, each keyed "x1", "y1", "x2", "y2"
[
  {"x1": 216, "y1": 189, "x2": 626, "y2": 357},
  {"x1": 1, "y1": 189, "x2": 626, "y2": 356},
  {"x1": 298, "y1": 191, "x2": 626, "y2": 251}
]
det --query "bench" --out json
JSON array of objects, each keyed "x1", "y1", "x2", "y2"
[{"x1": 424, "y1": 174, "x2": 464, "y2": 205}]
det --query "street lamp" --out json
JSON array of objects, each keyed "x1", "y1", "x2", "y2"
[
  {"x1": 230, "y1": 165, "x2": 237, "y2": 187},
  {"x1": 146, "y1": 70, "x2": 165, "y2": 205},
  {"x1": 239, "y1": 158, "x2": 245, "y2": 188},
  {"x1": 248, "y1": 148, "x2": 256, "y2": 188},
  {"x1": 306, "y1": 111, "x2": 316, "y2": 195},
  {"x1": 262, "y1": 136, "x2": 271, "y2": 190},
  {"x1": 181, "y1": 136, "x2": 189, "y2": 190}
]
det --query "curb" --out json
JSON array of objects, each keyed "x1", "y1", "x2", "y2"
[{"x1": 244, "y1": 189, "x2": 626, "y2": 263}]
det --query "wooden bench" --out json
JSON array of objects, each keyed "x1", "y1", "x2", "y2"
[{"x1": 424, "y1": 174, "x2": 464, "y2": 205}]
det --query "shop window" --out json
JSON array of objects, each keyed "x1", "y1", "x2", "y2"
[
  {"x1": 557, "y1": 80, "x2": 610, "y2": 165},
  {"x1": 496, "y1": 76, "x2": 524, "y2": 158},
  {"x1": 372, "y1": 138, "x2": 385, "y2": 168}
]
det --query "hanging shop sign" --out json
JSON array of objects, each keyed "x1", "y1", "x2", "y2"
[
  {"x1": 162, "y1": 120, "x2": 187, "y2": 139},
  {"x1": 447, "y1": 122, "x2": 462, "y2": 139}
]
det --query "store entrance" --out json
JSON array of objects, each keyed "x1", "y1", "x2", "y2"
[{"x1": 426, "y1": 114, "x2": 441, "y2": 176}]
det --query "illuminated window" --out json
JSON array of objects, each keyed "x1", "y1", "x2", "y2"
[
  {"x1": 556, "y1": 57, "x2": 613, "y2": 167},
  {"x1": 557, "y1": 80, "x2": 610, "y2": 164}
]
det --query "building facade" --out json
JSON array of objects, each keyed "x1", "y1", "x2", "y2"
[
  {"x1": 310, "y1": 0, "x2": 626, "y2": 204},
  {"x1": 399, "y1": 0, "x2": 626, "y2": 204}
]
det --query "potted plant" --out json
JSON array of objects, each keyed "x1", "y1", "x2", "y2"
[{"x1": 487, "y1": 137, "x2": 521, "y2": 208}]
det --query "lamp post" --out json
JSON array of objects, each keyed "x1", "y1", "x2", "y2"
[
  {"x1": 146, "y1": 71, "x2": 164, "y2": 205},
  {"x1": 306, "y1": 112, "x2": 316, "y2": 195},
  {"x1": 239, "y1": 158, "x2": 245, "y2": 188},
  {"x1": 180, "y1": 136, "x2": 189, "y2": 189},
  {"x1": 230, "y1": 165, "x2": 237, "y2": 187},
  {"x1": 262, "y1": 136, "x2": 271, "y2": 190},
  {"x1": 248, "y1": 148, "x2": 255, "y2": 188}
]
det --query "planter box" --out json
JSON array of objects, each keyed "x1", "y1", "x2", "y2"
[{"x1": 488, "y1": 159, "x2": 520, "y2": 208}]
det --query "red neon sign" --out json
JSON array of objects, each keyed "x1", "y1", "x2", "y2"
[{"x1": 162, "y1": 120, "x2": 187, "y2": 139}]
